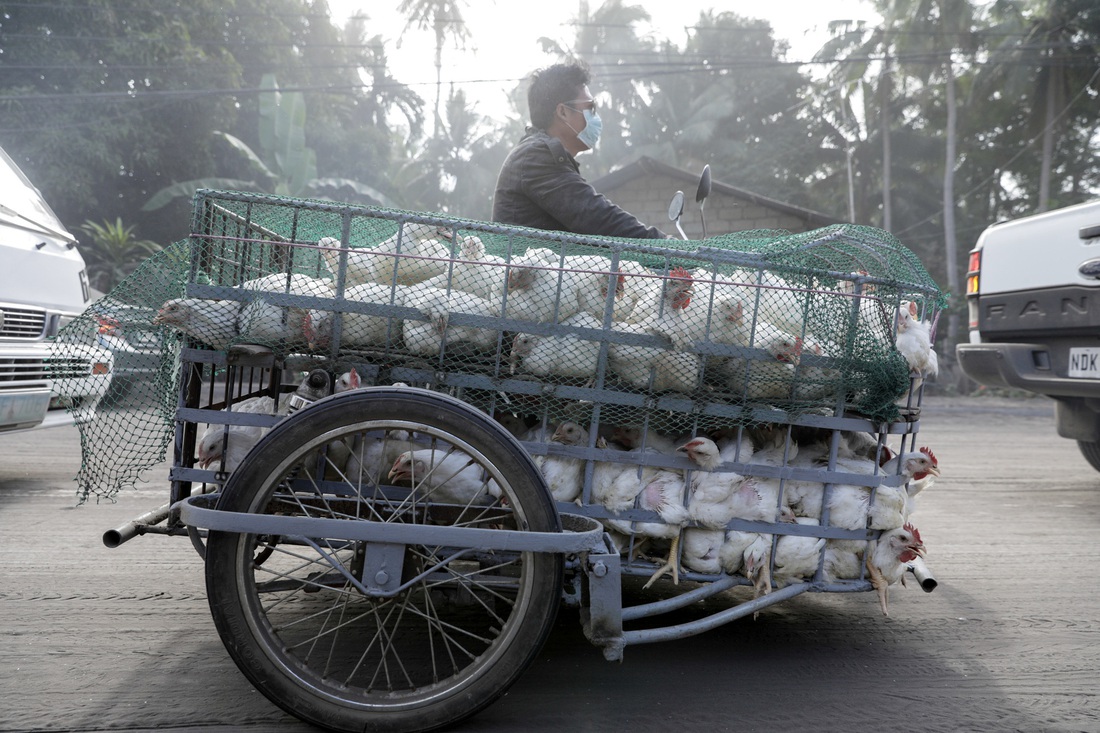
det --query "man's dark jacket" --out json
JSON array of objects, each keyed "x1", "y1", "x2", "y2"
[{"x1": 492, "y1": 128, "x2": 666, "y2": 239}]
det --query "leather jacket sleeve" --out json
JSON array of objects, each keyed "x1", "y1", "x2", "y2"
[{"x1": 492, "y1": 130, "x2": 668, "y2": 239}]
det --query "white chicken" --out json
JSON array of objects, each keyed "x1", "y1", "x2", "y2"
[
  {"x1": 609, "y1": 270, "x2": 704, "y2": 394},
  {"x1": 865, "y1": 522, "x2": 926, "y2": 616},
  {"x1": 720, "y1": 318, "x2": 802, "y2": 401},
  {"x1": 903, "y1": 446, "x2": 939, "y2": 516},
  {"x1": 717, "y1": 528, "x2": 761, "y2": 577},
  {"x1": 333, "y1": 367, "x2": 362, "y2": 394},
  {"x1": 792, "y1": 447, "x2": 940, "y2": 553},
  {"x1": 609, "y1": 322, "x2": 702, "y2": 393},
  {"x1": 154, "y1": 273, "x2": 331, "y2": 349},
  {"x1": 832, "y1": 273, "x2": 893, "y2": 347},
  {"x1": 510, "y1": 312, "x2": 603, "y2": 380},
  {"x1": 402, "y1": 285, "x2": 501, "y2": 356},
  {"x1": 153, "y1": 297, "x2": 243, "y2": 350},
  {"x1": 303, "y1": 281, "x2": 408, "y2": 350},
  {"x1": 661, "y1": 292, "x2": 750, "y2": 357},
  {"x1": 744, "y1": 426, "x2": 799, "y2": 517},
  {"x1": 304, "y1": 369, "x2": 366, "y2": 479},
  {"x1": 388, "y1": 447, "x2": 502, "y2": 506},
  {"x1": 561, "y1": 254, "x2": 621, "y2": 314},
  {"x1": 344, "y1": 427, "x2": 418, "y2": 485},
  {"x1": 602, "y1": 464, "x2": 688, "y2": 588},
  {"x1": 681, "y1": 528, "x2": 727, "y2": 574},
  {"x1": 678, "y1": 435, "x2": 757, "y2": 529},
  {"x1": 195, "y1": 411, "x2": 268, "y2": 474},
  {"x1": 194, "y1": 369, "x2": 335, "y2": 473},
  {"x1": 622, "y1": 266, "x2": 694, "y2": 326},
  {"x1": 895, "y1": 300, "x2": 939, "y2": 381},
  {"x1": 771, "y1": 518, "x2": 827, "y2": 588},
  {"x1": 501, "y1": 247, "x2": 585, "y2": 325},
  {"x1": 234, "y1": 273, "x2": 333, "y2": 345},
  {"x1": 317, "y1": 224, "x2": 454, "y2": 287},
  {"x1": 605, "y1": 260, "x2": 663, "y2": 324},
  {"x1": 536, "y1": 421, "x2": 589, "y2": 502},
  {"x1": 822, "y1": 543, "x2": 863, "y2": 583},
  {"x1": 423, "y1": 234, "x2": 508, "y2": 302},
  {"x1": 607, "y1": 425, "x2": 679, "y2": 454}
]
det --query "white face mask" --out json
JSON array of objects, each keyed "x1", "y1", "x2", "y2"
[
  {"x1": 565, "y1": 107, "x2": 603, "y2": 150},
  {"x1": 576, "y1": 108, "x2": 602, "y2": 149}
]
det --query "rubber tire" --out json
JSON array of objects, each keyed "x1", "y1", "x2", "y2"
[
  {"x1": 1077, "y1": 440, "x2": 1100, "y2": 473},
  {"x1": 204, "y1": 387, "x2": 562, "y2": 733}
]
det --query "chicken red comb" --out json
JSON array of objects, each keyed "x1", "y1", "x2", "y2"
[
  {"x1": 877, "y1": 444, "x2": 894, "y2": 467},
  {"x1": 919, "y1": 446, "x2": 937, "y2": 466},
  {"x1": 903, "y1": 522, "x2": 923, "y2": 544},
  {"x1": 670, "y1": 266, "x2": 692, "y2": 281}
]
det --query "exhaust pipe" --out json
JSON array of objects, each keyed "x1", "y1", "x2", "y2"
[
  {"x1": 906, "y1": 555, "x2": 937, "y2": 592},
  {"x1": 103, "y1": 502, "x2": 172, "y2": 548}
]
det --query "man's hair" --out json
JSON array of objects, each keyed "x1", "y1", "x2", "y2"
[{"x1": 527, "y1": 61, "x2": 591, "y2": 130}]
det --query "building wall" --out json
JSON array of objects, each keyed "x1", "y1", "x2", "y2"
[{"x1": 600, "y1": 173, "x2": 822, "y2": 238}]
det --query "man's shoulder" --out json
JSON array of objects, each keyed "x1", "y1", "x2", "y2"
[{"x1": 512, "y1": 128, "x2": 572, "y2": 164}]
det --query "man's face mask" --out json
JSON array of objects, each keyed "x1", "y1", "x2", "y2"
[
  {"x1": 577, "y1": 108, "x2": 602, "y2": 149},
  {"x1": 566, "y1": 106, "x2": 602, "y2": 150}
]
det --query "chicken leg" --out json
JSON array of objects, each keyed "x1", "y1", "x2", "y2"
[
  {"x1": 865, "y1": 550, "x2": 890, "y2": 617},
  {"x1": 642, "y1": 533, "x2": 681, "y2": 589}
]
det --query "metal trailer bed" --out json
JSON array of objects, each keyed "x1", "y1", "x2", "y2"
[{"x1": 106, "y1": 189, "x2": 943, "y2": 733}]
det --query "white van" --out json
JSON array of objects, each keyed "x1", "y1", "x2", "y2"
[{"x1": 0, "y1": 146, "x2": 113, "y2": 433}]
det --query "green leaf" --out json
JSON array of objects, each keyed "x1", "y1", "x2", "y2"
[
  {"x1": 214, "y1": 131, "x2": 277, "y2": 181},
  {"x1": 259, "y1": 74, "x2": 280, "y2": 153},
  {"x1": 308, "y1": 178, "x2": 395, "y2": 207},
  {"x1": 142, "y1": 178, "x2": 261, "y2": 211}
]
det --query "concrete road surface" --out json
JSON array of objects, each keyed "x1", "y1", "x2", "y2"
[{"x1": 1, "y1": 394, "x2": 1097, "y2": 733}]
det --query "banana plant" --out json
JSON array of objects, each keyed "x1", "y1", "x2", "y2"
[{"x1": 144, "y1": 74, "x2": 391, "y2": 210}]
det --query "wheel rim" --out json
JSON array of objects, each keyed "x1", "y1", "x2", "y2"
[{"x1": 229, "y1": 418, "x2": 544, "y2": 711}]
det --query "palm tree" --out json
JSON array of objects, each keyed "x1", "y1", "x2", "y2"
[
  {"x1": 980, "y1": 0, "x2": 1100, "y2": 212},
  {"x1": 78, "y1": 218, "x2": 161, "y2": 292},
  {"x1": 815, "y1": 19, "x2": 896, "y2": 227},
  {"x1": 397, "y1": 0, "x2": 471, "y2": 138},
  {"x1": 875, "y1": 0, "x2": 978, "y2": 348},
  {"x1": 345, "y1": 16, "x2": 425, "y2": 145}
]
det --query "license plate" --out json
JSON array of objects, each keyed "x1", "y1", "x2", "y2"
[
  {"x1": 0, "y1": 391, "x2": 51, "y2": 427},
  {"x1": 1068, "y1": 347, "x2": 1100, "y2": 378}
]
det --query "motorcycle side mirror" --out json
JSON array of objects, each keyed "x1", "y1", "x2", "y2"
[
  {"x1": 695, "y1": 165, "x2": 711, "y2": 239},
  {"x1": 667, "y1": 190, "x2": 688, "y2": 240},
  {"x1": 695, "y1": 164, "x2": 712, "y2": 204}
]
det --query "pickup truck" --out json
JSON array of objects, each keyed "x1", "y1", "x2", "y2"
[
  {"x1": 1, "y1": 145, "x2": 113, "y2": 434},
  {"x1": 956, "y1": 199, "x2": 1100, "y2": 470}
]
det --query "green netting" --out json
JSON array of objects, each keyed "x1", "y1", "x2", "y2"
[{"x1": 53, "y1": 189, "x2": 946, "y2": 503}]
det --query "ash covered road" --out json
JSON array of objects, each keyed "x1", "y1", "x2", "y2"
[{"x1": 0, "y1": 394, "x2": 1095, "y2": 733}]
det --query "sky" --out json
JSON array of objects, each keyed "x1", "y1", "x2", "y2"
[{"x1": 326, "y1": 1, "x2": 882, "y2": 120}]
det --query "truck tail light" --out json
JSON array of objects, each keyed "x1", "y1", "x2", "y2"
[
  {"x1": 97, "y1": 316, "x2": 120, "y2": 337},
  {"x1": 966, "y1": 250, "x2": 981, "y2": 295},
  {"x1": 966, "y1": 249, "x2": 981, "y2": 330}
]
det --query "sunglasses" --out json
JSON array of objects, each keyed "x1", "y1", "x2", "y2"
[{"x1": 564, "y1": 99, "x2": 597, "y2": 113}]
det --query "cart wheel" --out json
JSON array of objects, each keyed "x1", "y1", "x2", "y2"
[{"x1": 204, "y1": 387, "x2": 562, "y2": 733}]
